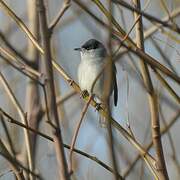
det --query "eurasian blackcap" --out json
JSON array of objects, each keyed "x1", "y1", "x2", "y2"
[{"x1": 75, "y1": 39, "x2": 118, "y2": 107}]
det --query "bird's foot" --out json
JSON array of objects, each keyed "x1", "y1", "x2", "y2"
[
  {"x1": 95, "y1": 102, "x2": 103, "y2": 111},
  {"x1": 80, "y1": 90, "x2": 89, "y2": 99}
]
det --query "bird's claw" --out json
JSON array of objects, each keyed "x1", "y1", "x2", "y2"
[
  {"x1": 80, "y1": 90, "x2": 89, "y2": 98},
  {"x1": 95, "y1": 103, "x2": 102, "y2": 111}
]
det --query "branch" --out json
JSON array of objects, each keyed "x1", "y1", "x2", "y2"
[
  {"x1": 0, "y1": 108, "x2": 124, "y2": 179},
  {"x1": 26, "y1": 0, "x2": 41, "y2": 178},
  {"x1": 0, "y1": 139, "x2": 25, "y2": 180},
  {"x1": 49, "y1": 0, "x2": 71, "y2": 31},
  {"x1": 0, "y1": 46, "x2": 42, "y2": 79},
  {"x1": 0, "y1": 31, "x2": 34, "y2": 67},
  {"x1": 123, "y1": 110, "x2": 180, "y2": 177},
  {"x1": 0, "y1": 72, "x2": 33, "y2": 178},
  {"x1": 0, "y1": 0, "x2": 43, "y2": 53},
  {"x1": 73, "y1": 0, "x2": 180, "y2": 84},
  {"x1": 1, "y1": 0, "x2": 179, "y2": 84},
  {"x1": 69, "y1": 95, "x2": 92, "y2": 175},
  {"x1": 36, "y1": 0, "x2": 69, "y2": 179},
  {"x1": 52, "y1": 60, "x2": 164, "y2": 178},
  {"x1": 112, "y1": 0, "x2": 180, "y2": 33},
  {"x1": 132, "y1": 0, "x2": 168, "y2": 179}
]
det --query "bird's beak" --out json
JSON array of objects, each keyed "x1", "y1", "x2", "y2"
[{"x1": 74, "y1": 48, "x2": 81, "y2": 51}]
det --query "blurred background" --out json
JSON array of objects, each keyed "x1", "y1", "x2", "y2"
[{"x1": 0, "y1": 0, "x2": 179, "y2": 179}]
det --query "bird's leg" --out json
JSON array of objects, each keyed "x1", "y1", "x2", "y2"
[
  {"x1": 80, "y1": 90, "x2": 89, "y2": 98},
  {"x1": 95, "y1": 102, "x2": 102, "y2": 111},
  {"x1": 94, "y1": 96, "x2": 105, "y2": 111}
]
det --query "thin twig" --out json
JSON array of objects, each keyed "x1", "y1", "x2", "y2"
[
  {"x1": 0, "y1": 108, "x2": 124, "y2": 179},
  {"x1": 153, "y1": 69, "x2": 180, "y2": 104},
  {"x1": 159, "y1": 0, "x2": 176, "y2": 25},
  {"x1": 112, "y1": 0, "x2": 180, "y2": 33},
  {"x1": 69, "y1": 95, "x2": 93, "y2": 175},
  {"x1": 49, "y1": 0, "x2": 71, "y2": 31},
  {"x1": 116, "y1": 7, "x2": 180, "y2": 63},
  {"x1": 1, "y1": 0, "x2": 179, "y2": 84},
  {"x1": 41, "y1": 90, "x2": 76, "y2": 116},
  {"x1": 149, "y1": 35, "x2": 178, "y2": 74},
  {"x1": 0, "y1": 0, "x2": 43, "y2": 53},
  {"x1": 123, "y1": 110, "x2": 180, "y2": 178},
  {"x1": 49, "y1": 53, "x2": 161, "y2": 177},
  {"x1": 74, "y1": 0, "x2": 180, "y2": 84},
  {"x1": 0, "y1": 114, "x2": 16, "y2": 158},
  {"x1": 0, "y1": 31, "x2": 34, "y2": 67},
  {"x1": 0, "y1": 53, "x2": 43, "y2": 86},
  {"x1": 0, "y1": 72, "x2": 33, "y2": 178},
  {"x1": 0, "y1": 139, "x2": 25, "y2": 180},
  {"x1": 0, "y1": 46, "x2": 41, "y2": 78}
]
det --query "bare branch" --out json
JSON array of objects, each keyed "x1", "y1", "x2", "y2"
[
  {"x1": 132, "y1": 0, "x2": 168, "y2": 179},
  {"x1": 36, "y1": 0, "x2": 69, "y2": 179},
  {"x1": 49, "y1": 0, "x2": 71, "y2": 31},
  {"x1": 0, "y1": 108, "x2": 124, "y2": 179},
  {"x1": 0, "y1": 72, "x2": 33, "y2": 179}
]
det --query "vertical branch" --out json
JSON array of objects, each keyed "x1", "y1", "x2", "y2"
[
  {"x1": 132, "y1": 0, "x2": 168, "y2": 179},
  {"x1": 25, "y1": 0, "x2": 41, "y2": 176},
  {"x1": 106, "y1": 1, "x2": 119, "y2": 179},
  {"x1": 36, "y1": 0, "x2": 69, "y2": 179}
]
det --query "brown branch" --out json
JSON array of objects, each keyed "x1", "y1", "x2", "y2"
[
  {"x1": 0, "y1": 52, "x2": 43, "y2": 86},
  {"x1": 73, "y1": 0, "x2": 180, "y2": 84},
  {"x1": 0, "y1": 114, "x2": 16, "y2": 158},
  {"x1": 0, "y1": 72, "x2": 33, "y2": 178},
  {"x1": 107, "y1": 1, "x2": 119, "y2": 179},
  {"x1": 1, "y1": 0, "x2": 178, "y2": 177},
  {"x1": 41, "y1": 90, "x2": 76, "y2": 116},
  {"x1": 123, "y1": 110, "x2": 180, "y2": 178},
  {"x1": 69, "y1": 95, "x2": 92, "y2": 175},
  {"x1": 153, "y1": 70, "x2": 180, "y2": 104},
  {"x1": 0, "y1": 0, "x2": 43, "y2": 54},
  {"x1": 132, "y1": 0, "x2": 168, "y2": 179},
  {"x1": 115, "y1": 7, "x2": 180, "y2": 68},
  {"x1": 159, "y1": 0, "x2": 176, "y2": 25},
  {"x1": 143, "y1": 6, "x2": 180, "y2": 38},
  {"x1": 0, "y1": 31, "x2": 34, "y2": 67},
  {"x1": 36, "y1": 0, "x2": 69, "y2": 179},
  {"x1": 49, "y1": 0, "x2": 71, "y2": 31},
  {"x1": 50, "y1": 56, "x2": 162, "y2": 178},
  {"x1": 0, "y1": 139, "x2": 25, "y2": 180},
  {"x1": 26, "y1": 1, "x2": 41, "y2": 178},
  {"x1": 112, "y1": 0, "x2": 180, "y2": 33},
  {"x1": 0, "y1": 46, "x2": 41, "y2": 79},
  {"x1": 1, "y1": 0, "x2": 179, "y2": 85},
  {"x1": 0, "y1": 108, "x2": 124, "y2": 179}
]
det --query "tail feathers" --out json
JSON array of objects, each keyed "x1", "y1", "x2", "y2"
[{"x1": 113, "y1": 74, "x2": 118, "y2": 106}]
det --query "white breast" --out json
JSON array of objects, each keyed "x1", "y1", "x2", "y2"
[{"x1": 78, "y1": 57, "x2": 105, "y2": 98}]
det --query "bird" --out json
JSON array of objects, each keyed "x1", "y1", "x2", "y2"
[{"x1": 74, "y1": 39, "x2": 118, "y2": 107}]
